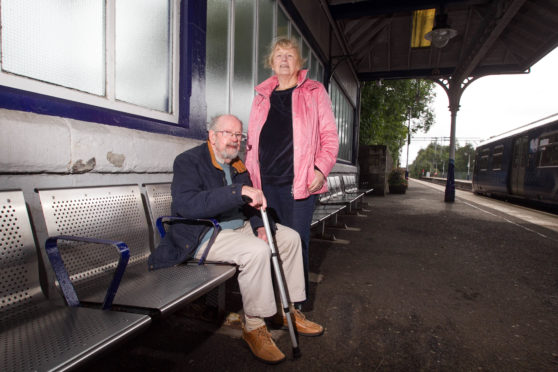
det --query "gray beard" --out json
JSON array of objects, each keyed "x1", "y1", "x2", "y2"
[{"x1": 217, "y1": 148, "x2": 238, "y2": 162}]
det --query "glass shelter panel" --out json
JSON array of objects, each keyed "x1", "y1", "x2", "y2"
[
  {"x1": 206, "y1": 0, "x2": 230, "y2": 121},
  {"x1": 316, "y1": 62, "x2": 324, "y2": 83},
  {"x1": 309, "y1": 52, "x2": 323, "y2": 82},
  {"x1": 330, "y1": 79, "x2": 354, "y2": 162},
  {"x1": 232, "y1": 0, "x2": 255, "y2": 127},
  {"x1": 1, "y1": 0, "x2": 105, "y2": 95},
  {"x1": 116, "y1": 0, "x2": 171, "y2": 112},
  {"x1": 205, "y1": 0, "x2": 333, "y2": 140},
  {"x1": 291, "y1": 27, "x2": 302, "y2": 48},
  {"x1": 257, "y1": 0, "x2": 274, "y2": 85},
  {"x1": 301, "y1": 40, "x2": 310, "y2": 70},
  {"x1": 276, "y1": 7, "x2": 289, "y2": 38}
]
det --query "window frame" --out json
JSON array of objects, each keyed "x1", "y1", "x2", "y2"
[
  {"x1": 329, "y1": 77, "x2": 355, "y2": 163},
  {"x1": 478, "y1": 148, "x2": 490, "y2": 171},
  {"x1": 0, "y1": 0, "x2": 202, "y2": 137},
  {"x1": 491, "y1": 145, "x2": 504, "y2": 170}
]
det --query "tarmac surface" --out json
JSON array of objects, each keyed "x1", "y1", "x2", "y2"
[{"x1": 83, "y1": 179, "x2": 558, "y2": 371}]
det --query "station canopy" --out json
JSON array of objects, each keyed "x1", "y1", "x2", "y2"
[{"x1": 328, "y1": 0, "x2": 558, "y2": 83}]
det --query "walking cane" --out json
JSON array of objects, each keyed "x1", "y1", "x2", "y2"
[{"x1": 260, "y1": 207, "x2": 302, "y2": 359}]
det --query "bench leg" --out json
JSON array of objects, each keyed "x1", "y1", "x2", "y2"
[
  {"x1": 217, "y1": 282, "x2": 226, "y2": 319},
  {"x1": 310, "y1": 220, "x2": 336, "y2": 241},
  {"x1": 327, "y1": 213, "x2": 348, "y2": 229},
  {"x1": 203, "y1": 284, "x2": 227, "y2": 321}
]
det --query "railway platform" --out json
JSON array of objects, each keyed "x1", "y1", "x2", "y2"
[{"x1": 83, "y1": 178, "x2": 558, "y2": 371}]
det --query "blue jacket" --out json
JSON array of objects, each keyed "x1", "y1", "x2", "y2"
[{"x1": 148, "y1": 141, "x2": 265, "y2": 270}]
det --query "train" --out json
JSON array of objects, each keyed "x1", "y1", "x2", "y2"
[{"x1": 472, "y1": 113, "x2": 558, "y2": 208}]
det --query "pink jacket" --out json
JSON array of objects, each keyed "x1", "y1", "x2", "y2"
[{"x1": 245, "y1": 69, "x2": 339, "y2": 199}]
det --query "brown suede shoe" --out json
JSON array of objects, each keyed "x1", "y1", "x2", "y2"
[
  {"x1": 285, "y1": 309, "x2": 324, "y2": 337},
  {"x1": 242, "y1": 325, "x2": 286, "y2": 364}
]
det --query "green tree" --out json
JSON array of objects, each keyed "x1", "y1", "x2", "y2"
[
  {"x1": 455, "y1": 143, "x2": 476, "y2": 180},
  {"x1": 410, "y1": 142, "x2": 476, "y2": 179},
  {"x1": 360, "y1": 79, "x2": 436, "y2": 165}
]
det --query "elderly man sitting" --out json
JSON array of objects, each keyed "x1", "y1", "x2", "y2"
[{"x1": 148, "y1": 114, "x2": 323, "y2": 364}]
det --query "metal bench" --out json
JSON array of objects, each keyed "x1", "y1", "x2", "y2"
[
  {"x1": 0, "y1": 190, "x2": 151, "y2": 372},
  {"x1": 341, "y1": 174, "x2": 370, "y2": 210},
  {"x1": 322, "y1": 175, "x2": 364, "y2": 213},
  {"x1": 143, "y1": 182, "x2": 235, "y2": 315},
  {"x1": 345, "y1": 174, "x2": 374, "y2": 197},
  {"x1": 38, "y1": 185, "x2": 236, "y2": 317},
  {"x1": 310, "y1": 177, "x2": 347, "y2": 240},
  {"x1": 143, "y1": 182, "x2": 173, "y2": 248}
]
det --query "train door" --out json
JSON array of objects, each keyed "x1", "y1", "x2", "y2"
[{"x1": 510, "y1": 135, "x2": 528, "y2": 196}]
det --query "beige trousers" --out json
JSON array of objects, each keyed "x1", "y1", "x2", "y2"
[{"x1": 195, "y1": 221, "x2": 305, "y2": 317}]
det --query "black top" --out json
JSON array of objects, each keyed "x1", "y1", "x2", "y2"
[{"x1": 259, "y1": 87, "x2": 295, "y2": 185}]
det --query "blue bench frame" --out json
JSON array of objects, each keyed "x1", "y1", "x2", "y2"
[
  {"x1": 0, "y1": 190, "x2": 151, "y2": 372},
  {"x1": 38, "y1": 185, "x2": 236, "y2": 317}
]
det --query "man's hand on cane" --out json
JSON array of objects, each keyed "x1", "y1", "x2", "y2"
[
  {"x1": 242, "y1": 186, "x2": 269, "y2": 243},
  {"x1": 241, "y1": 185, "x2": 267, "y2": 209}
]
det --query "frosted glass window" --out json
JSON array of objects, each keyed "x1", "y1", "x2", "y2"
[
  {"x1": 231, "y1": 0, "x2": 255, "y2": 128},
  {"x1": 338, "y1": 90, "x2": 344, "y2": 150},
  {"x1": 1, "y1": 0, "x2": 105, "y2": 95},
  {"x1": 116, "y1": 0, "x2": 171, "y2": 112},
  {"x1": 277, "y1": 7, "x2": 289, "y2": 38},
  {"x1": 206, "y1": 0, "x2": 230, "y2": 121},
  {"x1": 342, "y1": 101, "x2": 348, "y2": 157},
  {"x1": 205, "y1": 0, "x2": 332, "y2": 136},
  {"x1": 301, "y1": 41, "x2": 310, "y2": 70},
  {"x1": 257, "y1": 0, "x2": 274, "y2": 84},
  {"x1": 310, "y1": 52, "x2": 319, "y2": 81},
  {"x1": 291, "y1": 28, "x2": 301, "y2": 48},
  {"x1": 330, "y1": 80, "x2": 353, "y2": 162},
  {"x1": 348, "y1": 109, "x2": 354, "y2": 156}
]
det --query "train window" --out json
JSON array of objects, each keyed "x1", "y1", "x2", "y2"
[
  {"x1": 478, "y1": 148, "x2": 489, "y2": 171},
  {"x1": 491, "y1": 145, "x2": 504, "y2": 170},
  {"x1": 538, "y1": 132, "x2": 558, "y2": 167}
]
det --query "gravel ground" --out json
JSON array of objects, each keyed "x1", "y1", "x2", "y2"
[{"x1": 83, "y1": 180, "x2": 558, "y2": 371}]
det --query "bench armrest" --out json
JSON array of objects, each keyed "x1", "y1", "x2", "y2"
[
  {"x1": 45, "y1": 235, "x2": 130, "y2": 310},
  {"x1": 156, "y1": 216, "x2": 219, "y2": 238}
]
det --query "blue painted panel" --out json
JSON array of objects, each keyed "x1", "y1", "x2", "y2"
[{"x1": 184, "y1": 0, "x2": 208, "y2": 139}]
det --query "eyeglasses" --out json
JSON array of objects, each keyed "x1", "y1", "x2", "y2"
[{"x1": 215, "y1": 130, "x2": 246, "y2": 141}]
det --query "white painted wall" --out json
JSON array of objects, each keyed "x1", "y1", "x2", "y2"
[
  {"x1": 0, "y1": 108, "x2": 199, "y2": 174},
  {"x1": 0, "y1": 108, "x2": 202, "y2": 277}
]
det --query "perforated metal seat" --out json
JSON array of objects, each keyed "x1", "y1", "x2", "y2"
[
  {"x1": 318, "y1": 175, "x2": 365, "y2": 214},
  {"x1": 38, "y1": 185, "x2": 236, "y2": 317},
  {"x1": 345, "y1": 174, "x2": 374, "y2": 196},
  {"x1": 316, "y1": 176, "x2": 347, "y2": 214},
  {"x1": 144, "y1": 182, "x2": 172, "y2": 247},
  {"x1": 144, "y1": 182, "x2": 234, "y2": 314},
  {"x1": 0, "y1": 190, "x2": 150, "y2": 372},
  {"x1": 341, "y1": 174, "x2": 366, "y2": 207}
]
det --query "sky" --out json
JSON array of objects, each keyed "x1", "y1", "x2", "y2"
[{"x1": 403, "y1": 46, "x2": 558, "y2": 166}]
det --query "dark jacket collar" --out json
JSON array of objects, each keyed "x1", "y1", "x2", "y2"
[{"x1": 206, "y1": 140, "x2": 247, "y2": 173}]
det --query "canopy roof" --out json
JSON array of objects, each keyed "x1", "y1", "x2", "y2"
[{"x1": 328, "y1": 0, "x2": 558, "y2": 83}]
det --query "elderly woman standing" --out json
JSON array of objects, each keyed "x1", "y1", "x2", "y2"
[{"x1": 245, "y1": 38, "x2": 339, "y2": 306}]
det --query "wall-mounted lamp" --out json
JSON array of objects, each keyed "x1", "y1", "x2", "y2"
[{"x1": 424, "y1": 11, "x2": 457, "y2": 48}]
